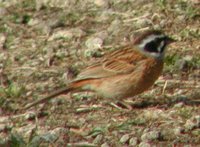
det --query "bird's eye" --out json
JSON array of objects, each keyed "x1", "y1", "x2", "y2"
[
  {"x1": 144, "y1": 41, "x2": 159, "y2": 53},
  {"x1": 144, "y1": 38, "x2": 166, "y2": 53}
]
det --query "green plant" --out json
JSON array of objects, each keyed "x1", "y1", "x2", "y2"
[
  {"x1": 0, "y1": 82, "x2": 25, "y2": 98},
  {"x1": 156, "y1": 0, "x2": 167, "y2": 9}
]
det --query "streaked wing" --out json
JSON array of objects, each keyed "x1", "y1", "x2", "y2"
[
  {"x1": 102, "y1": 60, "x2": 136, "y2": 73},
  {"x1": 75, "y1": 46, "x2": 146, "y2": 80},
  {"x1": 75, "y1": 63, "x2": 115, "y2": 80}
]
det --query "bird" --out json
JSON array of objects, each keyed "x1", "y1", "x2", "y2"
[{"x1": 24, "y1": 30, "x2": 175, "y2": 110}]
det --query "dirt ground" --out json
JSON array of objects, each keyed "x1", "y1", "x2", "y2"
[{"x1": 0, "y1": 0, "x2": 199, "y2": 146}]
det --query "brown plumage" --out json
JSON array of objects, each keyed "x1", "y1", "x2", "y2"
[{"x1": 24, "y1": 30, "x2": 175, "y2": 109}]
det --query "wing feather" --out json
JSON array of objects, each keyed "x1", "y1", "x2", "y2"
[{"x1": 75, "y1": 46, "x2": 146, "y2": 81}]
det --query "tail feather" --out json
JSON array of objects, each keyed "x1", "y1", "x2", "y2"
[
  {"x1": 23, "y1": 79, "x2": 97, "y2": 110},
  {"x1": 24, "y1": 86, "x2": 72, "y2": 110}
]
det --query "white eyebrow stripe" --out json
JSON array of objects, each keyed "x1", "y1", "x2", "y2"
[{"x1": 138, "y1": 34, "x2": 165, "y2": 49}]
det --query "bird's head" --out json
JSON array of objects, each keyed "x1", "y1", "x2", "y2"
[{"x1": 134, "y1": 30, "x2": 175, "y2": 59}]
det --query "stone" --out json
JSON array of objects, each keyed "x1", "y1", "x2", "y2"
[
  {"x1": 120, "y1": 134, "x2": 130, "y2": 144},
  {"x1": 141, "y1": 130, "x2": 161, "y2": 141}
]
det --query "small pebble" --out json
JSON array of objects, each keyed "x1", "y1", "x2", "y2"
[
  {"x1": 129, "y1": 137, "x2": 138, "y2": 146},
  {"x1": 139, "y1": 142, "x2": 151, "y2": 147},
  {"x1": 141, "y1": 130, "x2": 161, "y2": 141},
  {"x1": 85, "y1": 37, "x2": 103, "y2": 49},
  {"x1": 93, "y1": 134, "x2": 103, "y2": 144},
  {"x1": 173, "y1": 102, "x2": 184, "y2": 108},
  {"x1": 185, "y1": 115, "x2": 200, "y2": 130},
  {"x1": 174, "y1": 127, "x2": 184, "y2": 135},
  {"x1": 101, "y1": 142, "x2": 110, "y2": 147},
  {"x1": 94, "y1": 0, "x2": 109, "y2": 7},
  {"x1": 120, "y1": 134, "x2": 130, "y2": 144}
]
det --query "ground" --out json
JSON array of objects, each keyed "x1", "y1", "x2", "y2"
[{"x1": 0, "y1": 0, "x2": 200, "y2": 146}]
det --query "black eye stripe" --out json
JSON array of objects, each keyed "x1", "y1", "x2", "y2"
[
  {"x1": 145, "y1": 42, "x2": 158, "y2": 52},
  {"x1": 144, "y1": 37, "x2": 166, "y2": 53},
  {"x1": 154, "y1": 37, "x2": 165, "y2": 44}
]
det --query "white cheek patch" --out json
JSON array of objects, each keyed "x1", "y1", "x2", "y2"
[
  {"x1": 157, "y1": 41, "x2": 165, "y2": 53},
  {"x1": 149, "y1": 52, "x2": 162, "y2": 58}
]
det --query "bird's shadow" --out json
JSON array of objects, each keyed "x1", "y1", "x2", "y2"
[{"x1": 129, "y1": 95, "x2": 200, "y2": 109}]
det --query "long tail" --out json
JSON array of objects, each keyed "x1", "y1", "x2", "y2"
[
  {"x1": 23, "y1": 86, "x2": 72, "y2": 110},
  {"x1": 23, "y1": 79, "x2": 96, "y2": 110}
]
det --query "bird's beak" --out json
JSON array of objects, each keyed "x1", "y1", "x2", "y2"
[{"x1": 166, "y1": 36, "x2": 176, "y2": 44}]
